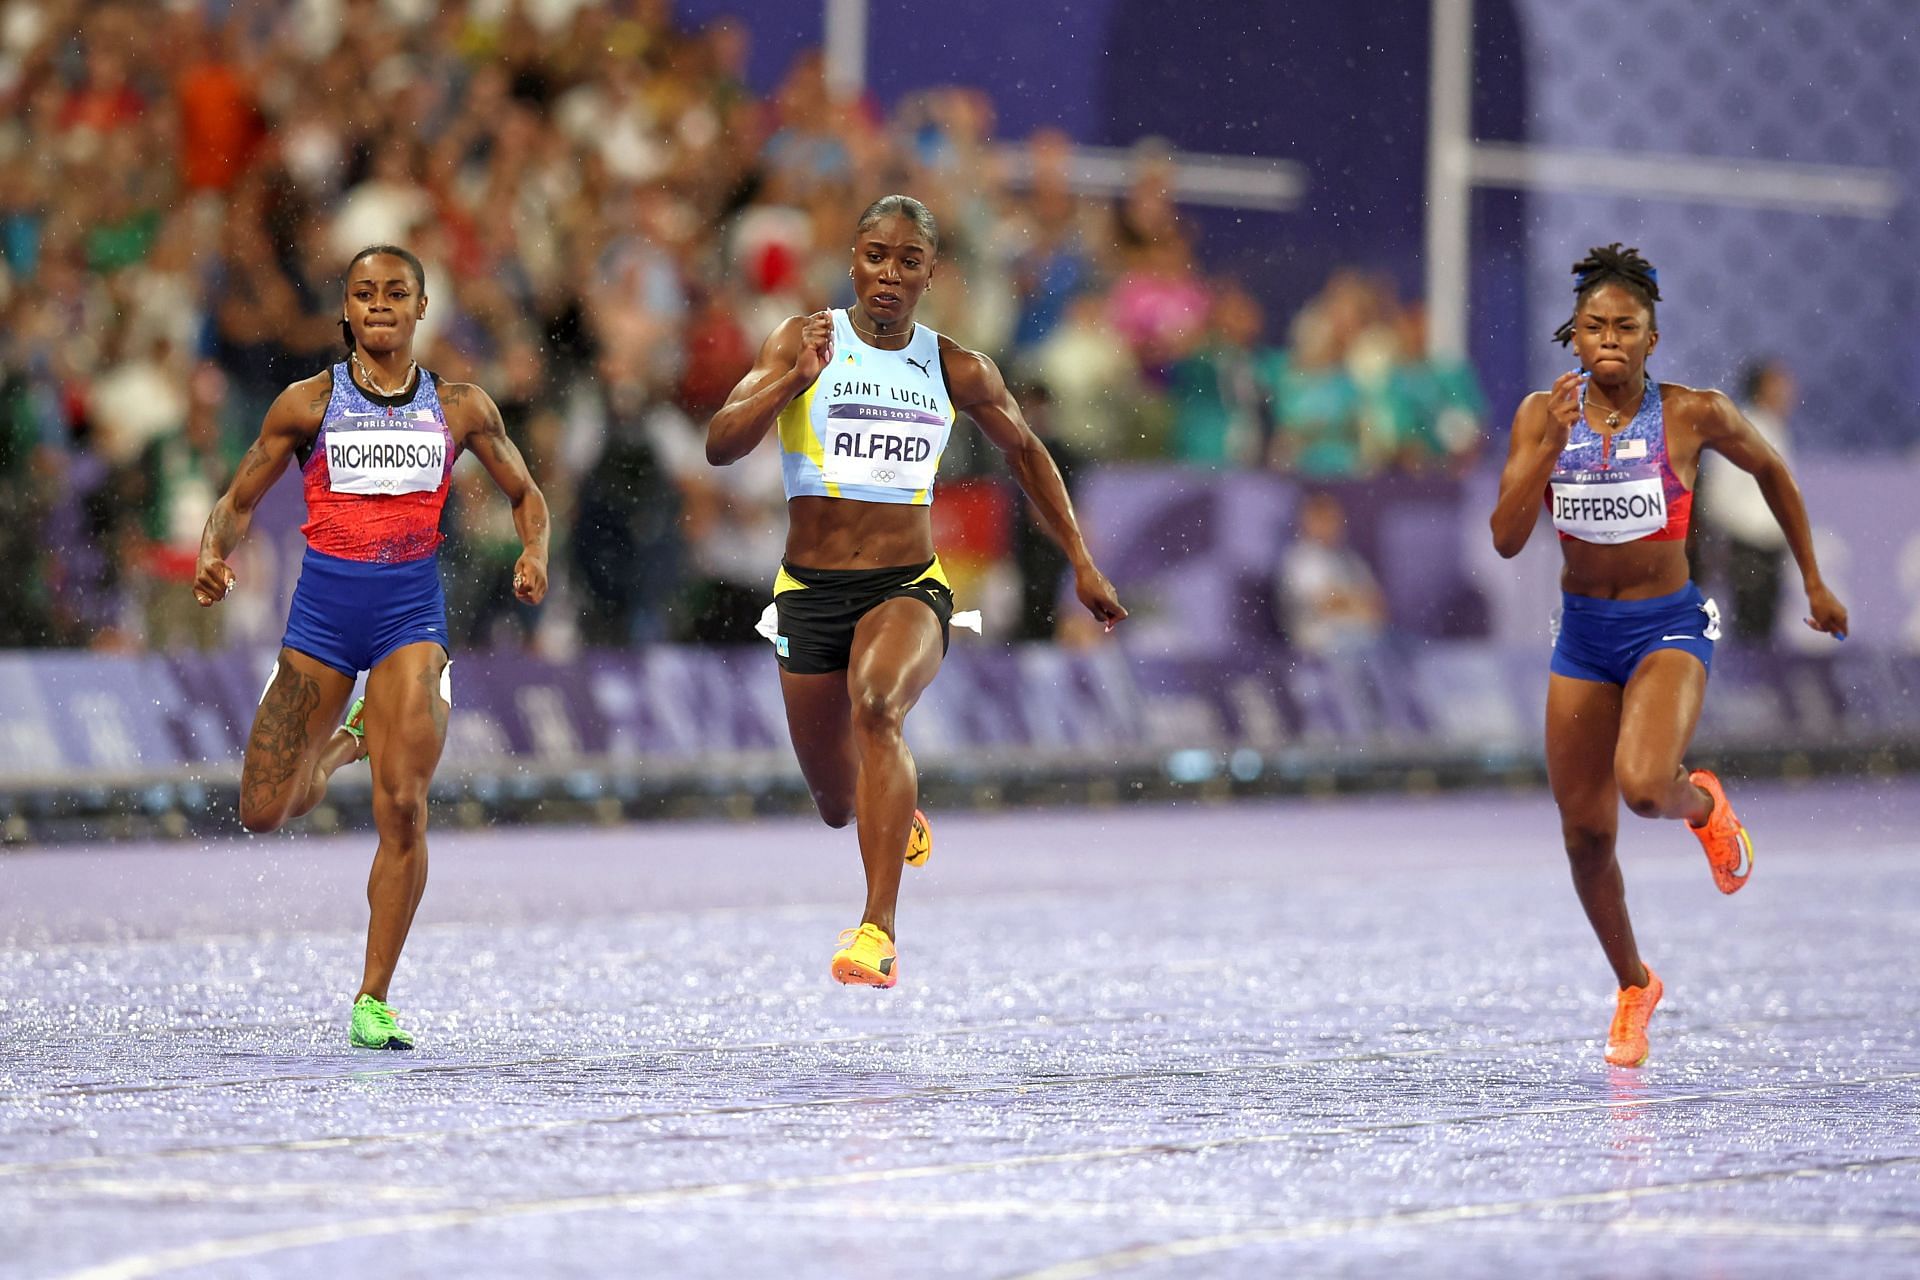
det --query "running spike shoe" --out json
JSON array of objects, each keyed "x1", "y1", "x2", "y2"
[
  {"x1": 904, "y1": 808, "x2": 932, "y2": 868},
  {"x1": 1605, "y1": 967, "x2": 1662, "y2": 1068},
  {"x1": 341, "y1": 696, "x2": 370, "y2": 764},
  {"x1": 350, "y1": 994, "x2": 415, "y2": 1050},
  {"x1": 830, "y1": 923, "x2": 898, "y2": 988},
  {"x1": 1687, "y1": 768, "x2": 1754, "y2": 894}
]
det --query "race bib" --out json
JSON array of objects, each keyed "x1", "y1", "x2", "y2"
[
  {"x1": 1549, "y1": 474, "x2": 1667, "y2": 544},
  {"x1": 818, "y1": 403, "x2": 942, "y2": 491},
  {"x1": 326, "y1": 428, "x2": 448, "y2": 496}
]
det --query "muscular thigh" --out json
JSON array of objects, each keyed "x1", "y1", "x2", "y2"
[
  {"x1": 243, "y1": 648, "x2": 356, "y2": 806},
  {"x1": 364, "y1": 642, "x2": 449, "y2": 794},
  {"x1": 1616, "y1": 648, "x2": 1706, "y2": 781},
  {"x1": 1545, "y1": 673, "x2": 1623, "y2": 832},
  {"x1": 781, "y1": 669, "x2": 856, "y2": 804},
  {"x1": 847, "y1": 596, "x2": 944, "y2": 708}
]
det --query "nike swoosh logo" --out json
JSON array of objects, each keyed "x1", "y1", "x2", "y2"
[{"x1": 1661, "y1": 635, "x2": 1695, "y2": 642}]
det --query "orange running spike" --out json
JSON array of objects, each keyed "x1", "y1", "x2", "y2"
[
  {"x1": 904, "y1": 808, "x2": 932, "y2": 868},
  {"x1": 1688, "y1": 769, "x2": 1755, "y2": 894},
  {"x1": 1606, "y1": 967, "x2": 1663, "y2": 1067}
]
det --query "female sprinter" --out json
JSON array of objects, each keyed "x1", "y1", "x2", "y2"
[
  {"x1": 195, "y1": 245, "x2": 550, "y2": 1049},
  {"x1": 1490, "y1": 243, "x2": 1847, "y2": 1067},
  {"x1": 706, "y1": 195, "x2": 1126, "y2": 989}
]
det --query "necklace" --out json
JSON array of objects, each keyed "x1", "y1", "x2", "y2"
[
  {"x1": 847, "y1": 311, "x2": 914, "y2": 345},
  {"x1": 352, "y1": 349, "x2": 418, "y2": 398}
]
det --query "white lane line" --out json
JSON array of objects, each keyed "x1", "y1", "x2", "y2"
[
  {"x1": 51, "y1": 1073, "x2": 1920, "y2": 1280},
  {"x1": 35, "y1": 1177, "x2": 452, "y2": 1206},
  {"x1": 1007, "y1": 1153, "x2": 1920, "y2": 1280},
  {"x1": 1604, "y1": 1215, "x2": 1920, "y2": 1244}
]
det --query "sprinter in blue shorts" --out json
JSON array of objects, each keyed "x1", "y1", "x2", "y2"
[
  {"x1": 194, "y1": 245, "x2": 550, "y2": 1049},
  {"x1": 1490, "y1": 244, "x2": 1847, "y2": 1067}
]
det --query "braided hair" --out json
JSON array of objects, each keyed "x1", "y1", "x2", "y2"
[
  {"x1": 1553, "y1": 243, "x2": 1660, "y2": 346},
  {"x1": 340, "y1": 244, "x2": 427, "y2": 353}
]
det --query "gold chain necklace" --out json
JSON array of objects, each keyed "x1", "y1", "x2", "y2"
[
  {"x1": 352, "y1": 349, "x2": 418, "y2": 398},
  {"x1": 1591, "y1": 380, "x2": 1645, "y2": 430},
  {"x1": 847, "y1": 311, "x2": 914, "y2": 345}
]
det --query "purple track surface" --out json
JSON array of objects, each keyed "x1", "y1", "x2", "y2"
[{"x1": 2, "y1": 779, "x2": 1918, "y2": 1278}]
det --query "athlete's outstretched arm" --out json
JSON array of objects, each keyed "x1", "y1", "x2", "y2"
[
  {"x1": 443, "y1": 382, "x2": 550, "y2": 605},
  {"x1": 1489, "y1": 371, "x2": 1581, "y2": 558},
  {"x1": 706, "y1": 313, "x2": 828, "y2": 465},
  {"x1": 1688, "y1": 389, "x2": 1848, "y2": 636},
  {"x1": 195, "y1": 372, "x2": 328, "y2": 606},
  {"x1": 943, "y1": 340, "x2": 1126, "y2": 630}
]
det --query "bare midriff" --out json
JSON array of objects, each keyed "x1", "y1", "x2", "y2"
[
  {"x1": 1559, "y1": 538, "x2": 1690, "y2": 600},
  {"x1": 785, "y1": 495, "x2": 935, "y2": 570}
]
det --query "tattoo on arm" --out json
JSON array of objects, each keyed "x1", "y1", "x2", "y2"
[
  {"x1": 476, "y1": 395, "x2": 512, "y2": 463},
  {"x1": 205, "y1": 504, "x2": 236, "y2": 554}
]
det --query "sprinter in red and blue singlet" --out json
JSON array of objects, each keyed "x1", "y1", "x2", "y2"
[
  {"x1": 279, "y1": 352, "x2": 458, "y2": 676},
  {"x1": 1490, "y1": 244, "x2": 1847, "y2": 1068},
  {"x1": 194, "y1": 245, "x2": 551, "y2": 1050}
]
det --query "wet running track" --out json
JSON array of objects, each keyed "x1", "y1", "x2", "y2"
[{"x1": 2, "y1": 779, "x2": 1917, "y2": 1278}]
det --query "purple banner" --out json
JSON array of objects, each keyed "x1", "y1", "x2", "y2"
[
  {"x1": 1075, "y1": 468, "x2": 1492, "y2": 657},
  {"x1": 2, "y1": 642, "x2": 1913, "y2": 785},
  {"x1": 1079, "y1": 460, "x2": 1917, "y2": 657}
]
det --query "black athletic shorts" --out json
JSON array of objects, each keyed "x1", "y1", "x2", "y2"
[{"x1": 769, "y1": 557, "x2": 955, "y2": 674}]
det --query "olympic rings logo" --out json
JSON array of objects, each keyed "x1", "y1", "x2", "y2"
[{"x1": 871, "y1": 468, "x2": 896, "y2": 483}]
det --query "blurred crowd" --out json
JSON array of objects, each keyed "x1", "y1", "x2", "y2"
[{"x1": 0, "y1": 0, "x2": 1486, "y2": 655}]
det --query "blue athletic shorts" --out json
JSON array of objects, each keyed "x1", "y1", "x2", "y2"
[
  {"x1": 282, "y1": 546, "x2": 450, "y2": 676},
  {"x1": 1550, "y1": 582, "x2": 1719, "y2": 686}
]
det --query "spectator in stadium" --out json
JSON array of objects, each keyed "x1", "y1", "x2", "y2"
[
  {"x1": 132, "y1": 362, "x2": 233, "y2": 652},
  {"x1": 1168, "y1": 281, "x2": 1273, "y2": 468},
  {"x1": 1375, "y1": 302, "x2": 1486, "y2": 475},
  {"x1": 1267, "y1": 296, "x2": 1365, "y2": 478},
  {"x1": 1276, "y1": 490, "x2": 1386, "y2": 655},
  {"x1": 572, "y1": 365, "x2": 684, "y2": 647},
  {"x1": 1031, "y1": 291, "x2": 1146, "y2": 461},
  {"x1": 1001, "y1": 128, "x2": 1100, "y2": 353},
  {"x1": 1005, "y1": 377, "x2": 1083, "y2": 642},
  {"x1": 1697, "y1": 358, "x2": 1796, "y2": 644}
]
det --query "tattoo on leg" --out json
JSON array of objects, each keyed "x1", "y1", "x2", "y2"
[{"x1": 245, "y1": 667, "x2": 323, "y2": 815}]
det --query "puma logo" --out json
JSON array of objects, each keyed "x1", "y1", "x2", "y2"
[{"x1": 904, "y1": 356, "x2": 932, "y2": 378}]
